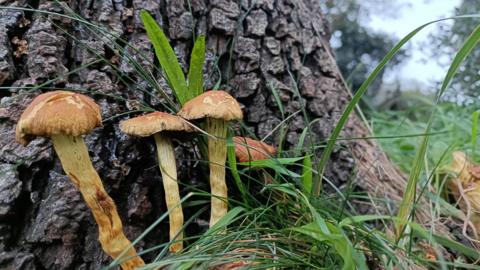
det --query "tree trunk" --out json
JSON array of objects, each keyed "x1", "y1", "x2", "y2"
[{"x1": 0, "y1": 0, "x2": 453, "y2": 269}]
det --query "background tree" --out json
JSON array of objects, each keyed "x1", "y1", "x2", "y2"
[
  {"x1": 322, "y1": 0, "x2": 408, "y2": 95},
  {"x1": 430, "y1": 0, "x2": 480, "y2": 103}
]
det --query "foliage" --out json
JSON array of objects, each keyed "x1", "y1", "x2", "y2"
[
  {"x1": 429, "y1": 0, "x2": 480, "y2": 103},
  {"x1": 2, "y1": 4, "x2": 480, "y2": 270},
  {"x1": 323, "y1": 0, "x2": 407, "y2": 93},
  {"x1": 371, "y1": 97, "x2": 480, "y2": 172},
  {"x1": 140, "y1": 10, "x2": 205, "y2": 106},
  {"x1": 133, "y1": 12, "x2": 480, "y2": 269}
]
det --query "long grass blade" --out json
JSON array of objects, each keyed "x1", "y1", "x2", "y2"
[
  {"x1": 437, "y1": 23, "x2": 480, "y2": 99},
  {"x1": 396, "y1": 22, "x2": 480, "y2": 241},
  {"x1": 187, "y1": 35, "x2": 206, "y2": 100},
  {"x1": 140, "y1": 10, "x2": 188, "y2": 105},
  {"x1": 472, "y1": 110, "x2": 479, "y2": 159},
  {"x1": 313, "y1": 16, "x2": 480, "y2": 197},
  {"x1": 395, "y1": 119, "x2": 431, "y2": 240},
  {"x1": 227, "y1": 136, "x2": 248, "y2": 204},
  {"x1": 302, "y1": 155, "x2": 313, "y2": 195}
]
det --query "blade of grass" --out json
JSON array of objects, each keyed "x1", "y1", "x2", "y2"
[
  {"x1": 314, "y1": 16, "x2": 480, "y2": 197},
  {"x1": 394, "y1": 119, "x2": 431, "y2": 240},
  {"x1": 471, "y1": 110, "x2": 479, "y2": 160},
  {"x1": 187, "y1": 35, "x2": 206, "y2": 100},
  {"x1": 205, "y1": 207, "x2": 245, "y2": 234},
  {"x1": 396, "y1": 21, "x2": 480, "y2": 241},
  {"x1": 268, "y1": 81, "x2": 285, "y2": 118},
  {"x1": 437, "y1": 23, "x2": 480, "y2": 99},
  {"x1": 340, "y1": 215, "x2": 480, "y2": 261},
  {"x1": 140, "y1": 10, "x2": 188, "y2": 105},
  {"x1": 227, "y1": 136, "x2": 248, "y2": 205},
  {"x1": 302, "y1": 155, "x2": 313, "y2": 195}
]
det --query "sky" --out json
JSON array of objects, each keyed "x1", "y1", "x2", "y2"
[{"x1": 368, "y1": 0, "x2": 461, "y2": 91}]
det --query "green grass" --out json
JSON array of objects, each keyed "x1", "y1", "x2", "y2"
[
  {"x1": 371, "y1": 96, "x2": 480, "y2": 173},
  {"x1": 1, "y1": 3, "x2": 480, "y2": 270}
]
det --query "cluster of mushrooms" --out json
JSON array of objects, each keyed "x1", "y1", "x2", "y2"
[{"x1": 15, "y1": 90, "x2": 276, "y2": 269}]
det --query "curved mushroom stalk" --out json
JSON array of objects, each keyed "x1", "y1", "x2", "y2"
[
  {"x1": 16, "y1": 91, "x2": 144, "y2": 269},
  {"x1": 52, "y1": 134, "x2": 144, "y2": 269},
  {"x1": 154, "y1": 133, "x2": 184, "y2": 252},
  {"x1": 206, "y1": 118, "x2": 228, "y2": 227}
]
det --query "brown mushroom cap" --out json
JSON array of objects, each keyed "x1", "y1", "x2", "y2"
[
  {"x1": 177, "y1": 90, "x2": 243, "y2": 121},
  {"x1": 233, "y1": 136, "x2": 277, "y2": 162},
  {"x1": 16, "y1": 91, "x2": 102, "y2": 146},
  {"x1": 119, "y1": 111, "x2": 194, "y2": 137}
]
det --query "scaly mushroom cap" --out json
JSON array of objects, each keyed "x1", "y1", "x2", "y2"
[
  {"x1": 233, "y1": 136, "x2": 277, "y2": 162},
  {"x1": 177, "y1": 90, "x2": 243, "y2": 121},
  {"x1": 120, "y1": 111, "x2": 194, "y2": 137},
  {"x1": 16, "y1": 91, "x2": 102, "y2": 146}
]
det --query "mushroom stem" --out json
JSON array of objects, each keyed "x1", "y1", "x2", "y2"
[
  {"x1": 51, "y1": 134, "x2": 144, "y2": 270},
  {"x1": 153, "y1": 133, "x2": 184, "y2": 252},
  {"x1": 206, "y1": 118, "x2": 228, "y2": 227}
]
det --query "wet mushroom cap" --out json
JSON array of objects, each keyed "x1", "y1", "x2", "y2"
[
  {"x1": 15, "y1": 91, "x2": 102, "y2": 146},
  {"x1": 233, "y1": 136, "x2": 277, "y2": 162},
  {"x1": 119, "y1": 111, "x2": 195, "y2": 137},
  {"x1": 177, "y1": 90, "x2": 243, "y2": 121}
]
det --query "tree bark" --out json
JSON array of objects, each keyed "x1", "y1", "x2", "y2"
[{"x1": 0, "y1": 0, "x2": 453, "y2": 269}]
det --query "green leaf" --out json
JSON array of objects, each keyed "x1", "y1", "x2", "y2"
[
  {"x1": 395, "y1": 119, "x2": 431, "y2": 240},
  {"x1": 265, "y1": 183, "x2": 298, "y2": 196},
  {"x1": 438, "y1": 23, "x2": 480, "y2": 99},
  {"x1": 187, "y1": 35, "x2": 206, "y2": 101},
  {"x1": 175, "y1": 261, "x2": 195, "y2": 270},
  {"x1": 295, "y1": 118, "x2": 322, "y2": 157},
  {"x1": 339, "y1": 214, "x2": 393, "y2": 227},
  {"x1": 268, "y1": 82, "x2": 285, "y2": 118},
  {"x1": 396, "y1": 23, "x2": 480, "y2": 241},
  {"x1": 340, "y1": 214, "x2": 480, "y2": 261},
  {"x1": 313, "y1": 17, "x2": 480, "y2": 197},
  {"x1": 227, "y1": 136, "x2": 248, "y2": 204},
  {"x1": 292, "y1": 222, "x2": 356, "y2": 270},
  {"x1": 410, "y1": 223, "x2": 480, "y2": 261},
  {"x1": 237, "y1": 157, "x2": 305, "y2": 178},
  {"x1": 206, "y1": 207, "x2": 245, "y2": 234},
  {"x1": 301, "y1": 155, "x2": 313, "y2": 195},
  {"x1": 472, "y1": 110, "x2": 479, "y2": 160},
  {"x1": 293, "y1": 192, "x2": 368, "y2": 270},
  {"x1": 140, "y1": 10, "x2": 188, "y2": 105},
  {"x1": 237, "y1": 157, "x2": 305, "y2": 166}
]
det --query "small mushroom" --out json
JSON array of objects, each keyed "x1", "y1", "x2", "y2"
[
  {"x1": 233, "y1": 136, "x2": 277, "y2": 185},
  {"x1": 16, "y1": 91, "x2": 144, "y2": 270},
  {"x1": 120, "y1": 111, "x2": 194, "y2": 252},
  {"x1": 448, "y1": 151, "x2": 480, "y2": 238},
  {"x1": 178, "y1": 90, "x2": 243, "y2": 227},
  {"x1": 233, "y1": 136, "x2": 277, "y2": 163}
]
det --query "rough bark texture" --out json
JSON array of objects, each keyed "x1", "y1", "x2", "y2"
[{"x1": 0, "y1": 0, "x2": 454, "y2": 269}]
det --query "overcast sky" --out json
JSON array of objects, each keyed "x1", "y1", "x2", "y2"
[{"x1": 368, "y1": 0, "x2": 461, "y2": 91}]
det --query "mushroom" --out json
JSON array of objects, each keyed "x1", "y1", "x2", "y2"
[
  {"x1": 16, "y1": 91, "x2": 144, "y2": 270},
  {"x1": 448, "y1": 151, "x2": 480, "y2": 238},
  {"x1": 178, "y1": 90, "x2": 243, "y2": 227},
  {"x1": 233, "y1": 136, "x2": 277, "y2": 185},
  {"x1": 120, "y1": 111, "x2": 194, "y2": 252},
  {"x1": 233, "y1": 136, "x2": 277, "y2": 184},
  {"x1": 233, "y1": 136, "x2": 277, "y2": 163}
]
